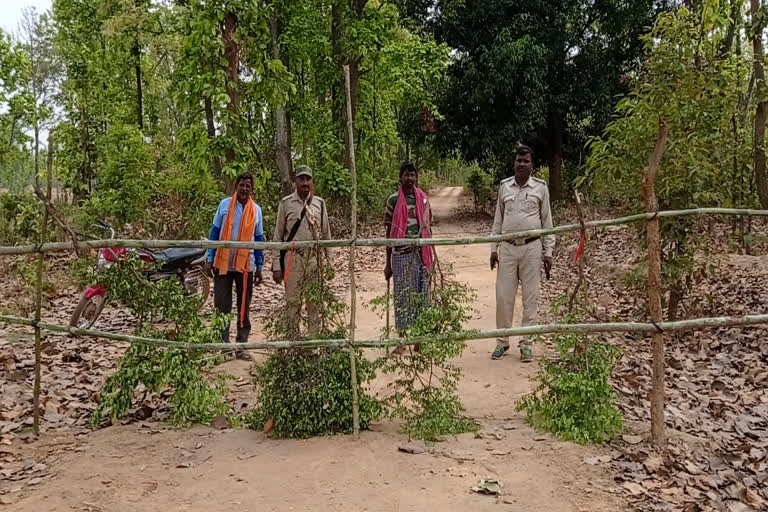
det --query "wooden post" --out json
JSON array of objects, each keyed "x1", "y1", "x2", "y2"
[
  {"x1": 642, "y1": 119, "x2": 669, "y2": 445},
  {"x1": 344, "y1": 64, "x2": 361, "y2": 438},
  {"x1": 568, "y1": 190, "x2": 587, "y2": 312},
  {"x1": 32, "y1": 135, "x2": 54, "y2": 435}
]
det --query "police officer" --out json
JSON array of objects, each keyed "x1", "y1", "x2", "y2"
[
  {"x1": 272, "y1": 165, "x2": 333, "y2": 337},
  {"x1": 490, "y1": 146, "x2": 554, "y2": 362}
]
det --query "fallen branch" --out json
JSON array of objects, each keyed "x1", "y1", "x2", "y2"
[{"x1": 32, "y1": 184, "x2": 82, "y2": 257}]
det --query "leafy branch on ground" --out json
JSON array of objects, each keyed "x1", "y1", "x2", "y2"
[
  {"x1": 90, "y1": 254, "x2": 232, "y2": 427},
  {"x1": 517, "y1": 295, "x2": 623, "y2": 444},
  {"x1": 245, "y1": 261, "x2": 380, "y2": 438},
  {"x1": 372, "y1": 267, "x2": 479, "y2": 441}
]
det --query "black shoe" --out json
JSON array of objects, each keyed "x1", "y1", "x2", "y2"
[{"x1": 491, "y1": 345, "x2": 509, "y2": 360}]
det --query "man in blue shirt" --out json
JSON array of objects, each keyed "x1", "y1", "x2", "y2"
[{"x1": 206, "y1": 173, "x2": 264, "y2": 360}]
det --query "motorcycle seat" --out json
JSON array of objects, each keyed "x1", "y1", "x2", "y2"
[{"x1": 155, "y1": 248, "x2": 206, "y2": 263}]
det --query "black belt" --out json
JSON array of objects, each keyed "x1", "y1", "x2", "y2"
[{"x1": 505, "y1": 236, "x2": 540, "y2": 247}]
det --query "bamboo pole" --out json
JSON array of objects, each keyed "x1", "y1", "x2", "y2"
[
  {"x1": 3, "y1": 207, "x2": 768, "y2": 256},
  {"x1": 32, "y1": 135, "x2": 54, "y2": 434},
  {"x1": 643, "y1": 118, "x2": 669, "y2": 446},
  {"x1": 344, "y1": 64, "x2": 361, "y2": 438},
  {"x1": 3, "y1": 312, "x2": 767, "y2": 351}
]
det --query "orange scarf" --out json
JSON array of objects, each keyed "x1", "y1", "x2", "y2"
[{"x1": 213, "y1": 194, "x2": 257, "y2": 327}]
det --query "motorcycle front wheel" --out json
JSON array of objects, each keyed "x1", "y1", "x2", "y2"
[
  {"x1": 183, "y1": 266, "x2": 211, "y2": 311},
  {"x1": 69, "y1": 292, "x2": 107, "y2": 330}
]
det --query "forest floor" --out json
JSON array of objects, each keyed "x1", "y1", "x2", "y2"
[{"x1": 1, "y1": 186, "x2": 767, "y2": 511}]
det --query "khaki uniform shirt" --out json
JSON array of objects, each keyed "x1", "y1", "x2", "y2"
[
  {"x1": 491, "y1": 176, "x2": 555, "y2": 257},
  {"x1": 271, "y1": 192, "x2": 333, "y2": 272}
]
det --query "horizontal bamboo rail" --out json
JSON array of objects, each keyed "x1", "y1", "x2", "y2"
[
  {"x1": 2, "y1": 313, "x2": 766, "y2": 351},
  {"x1": 1, "y1": 207, "x2": 767, "y2": 256}
]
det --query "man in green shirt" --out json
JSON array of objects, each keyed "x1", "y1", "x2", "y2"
[{"x1": 384, "y1": 162, "x2": 435, "y2": 352}]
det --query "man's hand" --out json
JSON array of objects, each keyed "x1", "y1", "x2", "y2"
[
  {"x1": 543, "y1": 255, "x2": 552, "y2": 275},
  {"x1": 254, "y1": 270, "x2": 263, "y2": 286},
  {"x1": 490, "y1": 252, "x2": 499, "y2": 271},
  {"x1": 384, "y1": 262, "x2": 393, "y2": 281},
  {"x1": 272, "y1": 269, "x2": 283, "y2": 284},
  {"x1": 204, "y1": 261, "x2": 213, "y2": 277}
]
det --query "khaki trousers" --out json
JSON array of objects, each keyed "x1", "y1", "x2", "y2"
[
  {"x1": 495, "y1": 239, "x2": 542, "y2": 348},
  {"x1": 284, "y1": 251, "x2": 320, "y2": 338}
]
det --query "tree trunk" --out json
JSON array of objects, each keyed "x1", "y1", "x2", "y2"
[
  {"x1": 133, "y1": 40, "x2": 143, "y2": 130},
  {"x1": 34, "y1": 123, "x2": 40, "y2": 188},
  {"x1": 751, "y1": 0, "x2": 768, "y2": 207},
  {"x1": 271, "y1": 10, "x2": 294, "y2": 197},
  {"x1": 221, "y1": 11, "x2": 241, "y2": 169},
  {"x1": 719, "y1": 0, "x2": 743, "y2": 57},
  {"x1": 667, "y1": 285, "x2": 683, "y2": 322},
  {"x1": 547, "y1": 109, "x2": 564, "y2": 201},
  {"x1": 331, "y1": 0, "x2": 365, "y2": 169},
  {"x1": 204, "y1": 95, "x2": 222, "y2": 176},
  {"x1": 75, "y1": 103, "x2": 92, "y2": 203},
  {"x1": 331, "y1": 1, "x2": 344, "y2": 164},
  {"x1": 342, "y1": 58, "x2": 360, "y2": 171},
  {"x1": 642, "y1": 118, "x2": 669, "y2": 446}
]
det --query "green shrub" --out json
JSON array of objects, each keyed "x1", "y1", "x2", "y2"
[
  {"x1": 436, "y1": 156, "x2": 467, "y2": 185},
  {"x1": 248, "y1": 261, "x2": 381, "y2": 437},
  {"x1": 82, "y1": 123, "x2": 154, "y2": 228},
  {"x1": 517, "y1": 304, "x2": 622, "y2": 444},
  {"x1": 358, "y1": 166, "x2": 397, "y2": 220},
  {"x1": 0, "y1": 193, "x2": 44, "y2": 244},
  {"x1": 373, "y1": 273, "x2": 479, "y2": 441},
  {"x1": 90, "y1": 254, "x2": 232, "y2": 427},
  {"x1": 247, "y1": 348, "x2": 381, "y2": 438},
  {"x1": 417, "y1": 168, "x2": 437, "y2": 192},
  {"x1": 465, "y1": 162, "x2": 493, "y2": 211}
]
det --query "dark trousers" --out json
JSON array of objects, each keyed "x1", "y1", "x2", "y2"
[{"x1": 213, "y1": 271, "x2": 254, "y2": 343}]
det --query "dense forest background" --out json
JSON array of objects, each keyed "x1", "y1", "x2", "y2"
[{"x1": 2, "y1": 0, "x2": 767, "y2": 242}]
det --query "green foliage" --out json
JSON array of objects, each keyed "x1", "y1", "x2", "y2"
[
  {"x1": 248, "y1": 348, "x2": 381, "y2": 438},
  {"x1": 517, "y1": 300, "x2": 623, "y2": 444},
  {"x1": 249, "y1": 257, "x2": 381, "y2": 437},
  {"x1": 424, "y1": 0, "x2": 667, "y2": 174},
  {"x1": 90, "y1": 254, "x2": 231, "y2": 427},
  {"x1": 433, "y1": 156, "x2": 470, "y2": 186},
  {"x1": 41, "y1": 0, "x2": 452, "y2": 231},
  {"x1": 357, "y1": 165, "x2": 398, "y2": 220},
  {"x1": 0, "y1": 193, "x2": 44, "y2": 244},
  {"x1": 465, "y1": 162, "x2": 493, "y2": 211},
  {"x1": 585, "y1": 1, "x2": 750, "y2": 319},
  {"x1": 0, "y1": 28, "x2": 35, "y2": 188},
  {"x1": 416, "y1": 168, "x2": 436, "y2": 192},
  {"x1": 82, "y1": 124, "x2": 153, "y2": 227},
  {"x1": 373, "y1": 272, "x2": 479, "y2": 441},
  {"x1": 314, "y1": 161, "x2": 352, "y2": 203},
  {"x1": 10, "y1": 257, "x2": 54, "y2": 296}
]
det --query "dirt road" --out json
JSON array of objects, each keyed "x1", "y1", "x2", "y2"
[{"x1": 4, "y1": 187, "x2": 621, "y2": 512}]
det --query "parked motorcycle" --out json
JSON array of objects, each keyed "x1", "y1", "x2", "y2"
[{"x1": 69, "y1": 222, "x2": 211, "y2": 329}]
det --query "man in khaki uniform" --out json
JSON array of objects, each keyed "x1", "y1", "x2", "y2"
[
  {"x1": 490, "y1": 146, "x2": 554, "y2": 362},
  {"x1": 272, "y1": 166, "x2": 333, "y2": 337}
]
